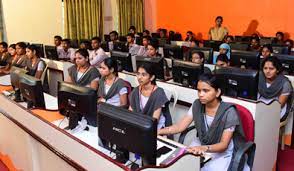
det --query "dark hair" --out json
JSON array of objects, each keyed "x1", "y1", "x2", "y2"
[
  {"x1": 187, "y1": 31, "x2": 193, "y2": 35},
  {"x1": 215, "y1": 16, "x2": 223, "y2": 21},
  {"x1": 54, "y1": 35, "x2": 62, "y2": 40},
  {"x1": 261, "y1": 44, "x2": 273, "y2": 53},
  {"x1": 9, "y1": 44, "x2": 16, "y2": 49},
  {"x1": 127, "y1": 33, "x2": 135, "y2": 39},
  {"x1": 109, "y1": 31, "x2": 118, "y2": 36},
  {"x1": 261, "y1": 56, "x2": 283, "y2": 74},
  {"x1": 102, "y1": 58, "x2": 118, "y2": 75},
  {"x1": 216, "y1": 54, "x2": 229, "y2": 63},
  {"x1": 137, "y1": 63, "x2": 157, "y2": 85},
  {"x1": 80, "y1": 40, "x2": 91, "y2": 50},
  {"x1": 0, "y1": 42, "x2": 8, "y2": 49},
  {"x1": 75, "y1": 48, "x2": 90, "y2": 61},
  {"x1": 142, "y1": 35, "x2": 151, "y2": 41},
  {"x1": 285, "y1": 39, "x2": 294, "y2": 47},
  {"x1": 276, "y1": 32, "x2": 284, "y2": 38},
  {"x1": 143, "y1": 29, "x2": 150, "y2": 35},
  {"x1": 198, "y1": 73, "x2": 222, "y2": 100},
  {"x1": 16, "y1": 42, "x2": 27, "y2": 49},
  {"x1": 129, "y1": 26, "x2": 136, "y2": 31},
  {"x1": 251, "y1": 36, "x2": 260, "y2": 42},
  {"x1": 91, "y1": 36, "x2": 102, "y2": 43},
  {"x1": 160, "y1": 29, "x2": 167, "y2": 34},
  {"x1": 149, "y1": 38, "x2": 159, "y2": 50},
  {"x1": 61, "y1": 39, "x2": 71, "y2": 44},
  {"x1": 191, "y1": 50, "x2": 205, "y2": 59},
  {"x1": 224, "y1": 35, "x2": 234, "y2": 41},
  {"x1": 27, "y1": 45, "x2": 40, "y2": 57}
]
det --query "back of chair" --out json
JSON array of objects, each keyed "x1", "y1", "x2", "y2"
[
  {"x1": 235, "y1": 104, "x2": 254, "y2": 142},
  {"x1": 123, "y1": 80, "x2": 132, "y2": 108}
]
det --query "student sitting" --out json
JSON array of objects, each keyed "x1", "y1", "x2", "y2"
[
  {"x1": 0, "y1": 44, "x2": 17, "y2": 74},
  {"x1": 108, "y1": 31, "x2": 119, "y2": 51},
  {"x1": 208, "y1": 16, "x2": 229, "y2": 41},
  {"x1": 89, "y1": 37, "x2": 108, "y2": 68},
  {"x1": 185, "y1": 31, "x2": 195, "y2": 41},
  {"x1": 126, "y1": 33, "x2": 140, "y2": 56},
  {"x1": 260, "y1": 44, "x2": 273, "y2": 58},
  {"x1": 54, "y1": 35, "x2": 63, "y2": 50},
  {"x1": 66, "y1": 49, "x2": 100, "y2": 90},
  {"x1": 97, "y1": 58, "x2": 128, "y2": 108},
  {"x1": 258, "y1": 56, "x2": 293, "y2": 121},
  {"x1": 79, "y1": 40, "x2": 91, "y2": 50},
  {"x1": 190, "y1": 51, "x2": 212, "y2": 74},
  {"x1": 0, "y1": 42, "x2": 11, "y2": 66},
  {"x1": 158, "y1": 73, "x2": 249, "y2": 171},
  {"x1": 25, "y1": 45, "x2": 46, "y2": 79},
  {"x1": 216, "y1": 54, "x2": 230, "y2": 68},
  {"x1": 13, "y1": 42, "x2": 28, "y2": 68},
  {"x1": 284, "y1": 39, "x2": 294, "y2": 55},
  {"x1": 247, "y1": 37, "x2": 261, "y2": 52},
  {"x1": 213, "y1": 43, "x2": 231, "y2": 64},
  {"x1": 159, "y1": 28, "x2": 168, "y2": 39},
  {"x1": 137, "y1": 35, "x2": 151, "y2": 56},
  {"x1": 129, "y1": 63, "x2": 170, "y2": 129},
  {"x1": 129, "y1": 25, "x2": 140, "y2": 38},
  {"x1": 58, "y1": 39, "x2": 76, "y2": 61},
  {"x1": 143, "y1": 29, "x2": 150, "y2": 37},
  {"x1": 223, "y1": 35, "x2": 234, "y2": 44},
  {"x1": 272, "y1": 32, "x2": 284, "y2": 45}
]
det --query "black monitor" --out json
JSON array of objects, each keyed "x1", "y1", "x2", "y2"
[
  {"x1": 19, "y1": 74, "x2": 45, "y2": 109},
  {"x1": 135, "y1": 37, "x2": 143, "y2": 45},
  {"x1": 101, "y1": 41, "x2": 109, "y2": 52},
  {"x1": 275, "y1": 54, "x2": 294, "y2": 75},
  {"x1": 31, "y1": 43, "x2": 44, "y2": 57},
  {"x1": 118, "y1": 36, "x2": 127, "y2": 42},
  {"x1": 230, "y1": 51, "x2": 260, "y2": 70},
  {"x1": 44, "y1": 45, "x2": 59, "y2": 60},
  {"x1": 187, "y1": 47, "x2": 213, "y2": 64},
  {"x1": 104, "y1": 34, "x2": 111, "y2": 42},
  {"x1": 172, "y1": 59, "x2": 203, "y2": 88},
  {"x1": 136, "y1": 56, "x2": 165, "y2": 80},
  {"x1": 260, "y1": 37, "x2": 274, "y2": 45},
  {"x1": 234, "y1": 36, "x2": 251, "y2": 43},
  {"x1": 113, "y1": 41, "x2": 129, "y2": 52},
  {"x1": 58, "y1": 82, "x2": 97, "y2": 128},
  {"x1": 158, "y1": 38, "x2": 168, "y2": 47},
  {"x1": 10, "y1": 66, "x2": 29, "y2": 89},
  {"x1": 203, "y1": 40, "x2": 222, "y2": 51},
  {"x1": 151, "y1": 33, "x2": 160, "y2": 39},
  {"x1": 229, "y1": 42, "x2": 248, "y2": 51},
  {"x1": 97, "y1": 102, "x2": 157, "y2": 166},
  {"x1": 110, "y1": 51, "x2": 133, "y2": 72},
  {"x1": 272, "y1": 44, "x2": 289, "y2": 54},
  {"x1": 215, "y1": 67, "x2": 259, "y2": 100},
  {"x1": 163, "y1": 44, "x2": 183, "y2": 59}
]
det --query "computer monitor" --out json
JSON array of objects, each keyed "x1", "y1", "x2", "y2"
[
  {"x1": 230, "y1": 51, "x2": 260, "y2": 70},
  {"x1": 234, "y1": 36, "x2": 251, "y2": 43},
  {"x1": 158, "y1": 38, "x2": 168, "y2": 47},
  {"x1": 44, "y1": 45, "x2": 59, "y2": 60},
  {"x1": 97, "y1": 102, "x2": 157, "y2": 166},
  {"x1": 10, "y1": 66, "x2": 29, "y2": 89},
  {"x1": 58, "y1": 81, "x2": 98, "y2": 128},
  {"x1": 101, "y1": 41, "x2": 109, "y2": 52},
  {"x1": 118, "y1": 36, "x2": 127, "y2": 42},
  {"x1": 260, "y1": 37, "x2": 274, "y2": 45},
  {"x1": 104, "y1": 34, "x2": 111, "y2": 42},
  {"x1": 272, "y1": 44, "x2": 289, "y2": 54},
  {"x1": 163, "y1": 44, "x2": 183, "y2": 59},
  {"x1": 135, "y1": 37, "x2": 143, "y2": 45},
  {"x1": 172, "y1": 59, "x2": 203, "y2": 88},
  {"x1": 275, "y1": 54, "x2": 294, "y2": 75},
  {"x1": 151, "y1": 33, "x2": 160, "y2": 39},
  {"x1": 110, "y1": 51, "x2": 133, "y2": 72},
  {"x1": 136, "y1": 56, "x2": 165, "y2": 80},
  {"x1": 229, "y1": 42, "x2": 248, "y2": 51},
  {"x1": 215, "y1": 67, "x2": 259, "y2": 100},
  {"x1": 31, "y1": 43, "x2": 44, "y2": 57},
  {"x1": 113, "y1": 41, "x2": 129, "y2": 52},
  {"x1": 187, "y1": 47, "x2": 213, "y2": 64},
  {"x1": 203, "y1": 40, "x2": 222, "y2": 51},
  {"x1": 19, "y1": 74, "x2": 45, "y2": 109}
]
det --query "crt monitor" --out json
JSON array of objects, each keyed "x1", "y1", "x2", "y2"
[
  {"x1": 229, "y1": 42, "x2": 248, "y2": 51},
  {"x1": 110, "y1": 51, "x2": 133, "y2": 72},
  {"x1": 44, "y1": 45, "x2": 59, "y2": 60},
  {"x1": 187, "y1": 47, "x2": 213, "y2": 64},
  {"x1": 19, "y1": 73, "x2": 45, "y2": 109},
  {"x1": 163, "y1": 44, "x2": 184, "y2": 59},
  {"x1": 10, "y1": 66, "x2": 29, "y2": 89},
  {"x1": 58, "y1": 81, "x2": 97, "y2": 128},
  {"x1": 113, "y1": 41, "x2": 129, "y2": 52},
  {"x1": 172, "y1": 59, "x2": 203, "y2": 88},
  {"x1": 214, "y1": 67, "x2": 259, "y2": 100},
  {"x1": 136, "y1": 56, "x2": 165, "y2": 80},
  {"x1": 275, "y1": 54, "x2": 294, "y2": 75},
  {"x1": 104, "y1": 34, "x2": 111, "y2": 42},
  {"x1": 97, "y1": 102, "x2": 157, "y2": 166},
  {"x1": 230, "y1": 51, "x2": 260, "y2": 70},
  {"x1": 101, "y1": 41, "x2": 109, "y2": 52},
  {"x1": 272, "y1": 44, "x2": 289, "y2": 54},
  {"x1": 203, "y1": 40, "x2": 223, "y2": 51}
]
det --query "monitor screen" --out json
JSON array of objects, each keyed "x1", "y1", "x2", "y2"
[
  {"x1": 275, "y1": 54, "x2": 294, "y2": 75},
  {"x1": 272, "y1": 45, "x2": 289, "y2": 55},
  {"x1": 136, "y1": 56, "x2": 165, "y2": 80},
  {"x1": 229, "y1": 42, "x2": 248, "y2": 51},
  {"x1": 97, "y1": 102, "x2": 157, "y2": 166},
  {"x1": 19, "y1": 74, "x2": 45, "y2": 109},
  {"x1": 230, "y1": 51, "x2": 260, "y2": 70},
  {"x1": 172, "y1": 59, "x2": 203, "y2": 88},
  {"x1": 110, "y1": 51, "x2": 133, "y2": 72},
  {"x1": 44, "y1": 45, "x2": 59, "y2": 60},
  {"x1": 215, "y1": 67, "x2": 259, "y2": 100},
  {"x1": 113, "y1": 41, "x2": 129, "y2": 52},
  {"x1": 101, "y1": 41, "x2": 109, "y2": 52},
  {"x1": 203, "y1": 40, "x2": 222, "y2": 51},
  {"x1": 58, "y1": 82, "x2": 97, "y2": 127},
  {"x1": 163, "y1": 44, "x2": 183, "y2": 60}
]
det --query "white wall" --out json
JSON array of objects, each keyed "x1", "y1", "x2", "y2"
[{"x1": 2, "y1": 0, "x2": 63, "y2": 45}]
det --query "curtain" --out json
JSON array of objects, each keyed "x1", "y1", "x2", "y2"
[
  {"x1": 117, "y1": 0, "x2": 144, "y2": 35},
  {"x1": 64, "y1": 0, "x2": 104, "y2": 40}
]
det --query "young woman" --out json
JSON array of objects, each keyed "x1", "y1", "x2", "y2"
[
  {"x1": 0, "y1": 44, "x2": 16, "y2": 74},
  {"x1": 129, "y1": 63, "x2": 170, "y2": 129},
  {"x1": 260, "y1": 44, "x2": 273, "y2": 59},
  {"x1": 0, "y1": 42, "x2": 11, "y2": 67},
  {"x1": 247, "y1": 37, "x2": 261, "y2": 52},
  {"x1": 258, "y1": 56, "x2": 293, "y2": 121},
  {"x1": 97, "y1": 58, "x2": 128, "y2": 108},
  {"x1": 190, "y1": 51, "x2": 211, "y2": 74},
  {"x1": 158, "y1": 73, "x2": 248, "y2": 171},
  {"x1": 13, "y1": 42, "x2": 28, "y2": 68},
  {"x1": 213, "y1": 43, "x2": 231, "y2": 64},
  {"x1": 25, "y1": 45, "x2": 46, "y2": 79},
  {"x1": 208, "y1": 16, "x2": 229, "y2": 41},
  {"x1": 66, "y1": 49, "x2": 100, "y2": 90}
]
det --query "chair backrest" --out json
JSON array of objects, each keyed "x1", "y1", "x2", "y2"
[
  {"x1": 235, "y1": 104, "x2": 254, "y2": 142},
  {"x1": 123, "y1": 80, "x2": 132, "y2": 108}
]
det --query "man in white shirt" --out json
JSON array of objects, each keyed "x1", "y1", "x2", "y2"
[
  {"x1": 127, "y1": 33, "x2": 140, "y2": 56},
  {"x1": 137, "y1": 35, "x2": 151, "y2": 56},
  {"x1": 54, "y1": 35, "x2": 63, "y2": 50},
  {"x1": 58, "y1": 39, "x2": 76, "y2": 62},
  {"x1": 89, "y1": 36, "x2": 108, "y2": 68},
  {"x1": 108, "y1": 31, "x2": 119, "y2": 51}
]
